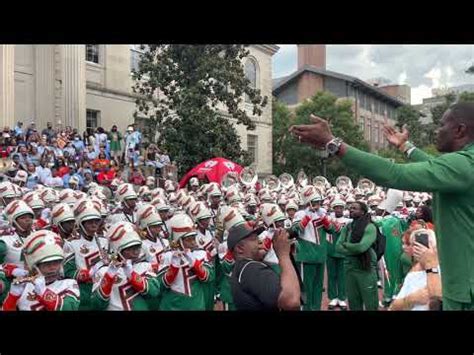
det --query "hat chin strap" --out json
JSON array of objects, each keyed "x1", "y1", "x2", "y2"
[
  {"x1": 79, "y1": 222, "x2": 94, "y2": 238},
  {"x1": 13, "y1": 219, "x2": 27, "y2": 233},
  {"x1": 146, "y1": 226, "x2": 157, "y2": 241}
]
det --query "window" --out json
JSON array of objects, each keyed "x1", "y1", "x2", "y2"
[
  {"x1": 247, "y1": 134, "x2": 258, "y2": 164},
  {"x1": 86, "y1": 109, "x2": 100, "y2": 131},
  {"x1": 374, "y1": 122, "x2": 379, "y2": 143},
  {"x1": 131, "y1": 49, "x2": 141, "y2": 72},
  {"x1": 360, "y1": 93, "x2": 366, "y2": 109},
  {"x1": 130, "y1": 45, "x2": 146, "y2": 72},
  {"x1": 359, "y1": 115, "x2": 365, "y2": 133},
  {"x1": 367, "y1": 96, "x2": 373, "y2": 112},
  {"x1": 367, "y1": 118, "x2": 372, "y2": 142},
  {"x1": 86, "y1": 45, "x2": 100, "y2": 64},
  {"x1": 376, "y1": 100, "x2": 382, "y2": 115},
  {"x1": 244, "y1": 58, "x2": 257, "y2": 103}
]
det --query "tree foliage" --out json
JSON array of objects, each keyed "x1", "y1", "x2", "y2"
[
  {"x1": 272, "y1": 92, "x2": 370, "y2": 183},
  {"x1": 394, "y1": 105, "x2": 426, "y2": 146},
  {"x1": 132, "y1": 45, "x2": 268, "y2": 175},
  {"x1": 459, "y1": 91, "x2": 474, "y2": 102}
]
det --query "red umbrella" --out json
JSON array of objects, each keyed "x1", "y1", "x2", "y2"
[{"x1": 179, "y1": 157, "x2": 243, "y2": 188}]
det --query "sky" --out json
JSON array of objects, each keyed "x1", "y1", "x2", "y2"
[{"x1": 272, "y1": 45, "x2": 474, "y2": 105}]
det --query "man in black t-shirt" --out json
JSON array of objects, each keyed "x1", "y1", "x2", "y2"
[{"x1": 228, "y1": 222, "x2": 301, "y2": 311}]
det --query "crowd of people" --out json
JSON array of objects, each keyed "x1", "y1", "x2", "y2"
[
  {"x1": 3, "y1": 99, "x2": 472, "y2": 311},
  {"x1": 0, "y1": 146, "x2": 440, "y2": 310},
  {"x1": 0, "y1": 121, "x2": 173, "y2": 192}
]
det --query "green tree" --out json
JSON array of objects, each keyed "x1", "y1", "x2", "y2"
[
  {"x1": 459, "y1": 91, "x2": 474, "y2": 102},
  {"x1": 377, "y1": 148, "x2": 405, "y2": 163},
  {"x1": 431, "y1": 93, "x2": 456, "y2": 126},
  {"x1": 394, "y1": 105, "x2": 425, "y2": 146},
  {"x1": 132, "y1": 45, "x2": 268, "y2": 175},
  {"x1": 272, "y1": 99, "x2": 293, "y2": 172},
  {"x1": 466, "y1": 65, "x2": 474, "y2": 75},
  {"x1": 272, "y1": 91, "x2": 369, "y2": 183}
]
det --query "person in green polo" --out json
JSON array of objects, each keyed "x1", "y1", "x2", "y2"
[
  {"x1": 108, "y1": 125, "x2": 123, "y2": 163},
  {"x1": 290, "y1": 102, "x2": 474, "y2": 310}
]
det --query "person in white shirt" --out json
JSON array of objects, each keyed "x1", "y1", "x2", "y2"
[
  {"x1": 389, "y1": 228, "x2": 442, "y2": 311},
  {"x1": 94, "y1": 127, "x2": 108, "y2": 154}
]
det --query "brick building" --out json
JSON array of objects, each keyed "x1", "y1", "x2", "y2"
[{"x1": 272, "y1": 45, "x2": 406, "y2": 150}]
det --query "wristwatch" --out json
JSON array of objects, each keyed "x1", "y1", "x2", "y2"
[
  {"x1": 400, "y1": 141, "x2": 416, "y2": 157},
  {"x1": 326, "y1": 138, "x2": 344, "y2": 157},
  {"x1": 425, "y1": 267, "x2": 440, "y2": 274}
]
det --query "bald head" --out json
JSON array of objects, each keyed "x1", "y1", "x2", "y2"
[
  {"x1": 449, "y1": 102, "x2": 474, "y2": 138},
  {"x1": 436, "y1": 102, "x2": 474, "y2": 152}
]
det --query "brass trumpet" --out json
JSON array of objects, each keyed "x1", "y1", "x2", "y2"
[
  {"x1": 107, "y1": 252, "x2": 125, "y2": 268},
  {"x1": 12, "y1": 274, "x2": 39, "y2": 285}
]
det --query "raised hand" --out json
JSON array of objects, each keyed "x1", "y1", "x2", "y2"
[
  {"x1": 289, "y1": 114, "x2": 334, "y2": 149},
  {"x1": 383, "y1": 121, "x2": 409, "y2": 148}
]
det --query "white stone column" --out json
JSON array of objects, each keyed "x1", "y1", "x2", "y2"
[
  {"x1": 35, "y1": 45, "x2": 55, "y2": 129},
  {"x1": 0, "y1": 45, "x2": 15, "y2": 129},
  {"x1": 62, "y1": 45, "x2": 86, "y2": 132}
]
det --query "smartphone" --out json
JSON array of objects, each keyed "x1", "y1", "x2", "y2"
[{"x1": 415, "y1": 232, "x2": 430, "y2": 248}]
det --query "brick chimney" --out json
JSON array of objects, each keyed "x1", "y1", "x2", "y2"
[{"x1": 297, "y1": 45, "x2": 326, "y2": 70}]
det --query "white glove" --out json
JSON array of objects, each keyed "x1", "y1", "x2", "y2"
[
  {"x1": 106, "y1": 263, "x2": 121, "y2": 277},
  {"x1": 89, "y1": 261, "x2": 104, "y2": 279},
  {"x1": 171, "y1": 252, "x2": 188, "y2": 268},
  {"x1": 209, "y1": 248, "x2": 218, "y2": 258},
  {"x1": 123, "y1": 259, "x2": 133, "y2": 279},
  {"x1": 33, "y1": 276, "x2": 46, "y2": 296},
  {"x1": 10, "y1": 282, "x2": 27, "y2": 297},
  {"x1": 184, "y1": 251, "x2": 197, "y2": 266},
  {"x1": 41, "y1": 208, "x2": 51, "y2": 221},
  {"x1": 217, "y1": 243, "x2": 227, "y2": 256},
  {"x1": 12, "y1": 268, "x2": 29, "y2": 278}
]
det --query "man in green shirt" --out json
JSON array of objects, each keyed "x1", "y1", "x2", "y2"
[{"x1": 290, "y1": 102, "x2": 474, "y2": 310}]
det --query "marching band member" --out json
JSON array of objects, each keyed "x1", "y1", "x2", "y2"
[
  {"x1": 63, "y1": 199, "x2": 108, "y2": 310},
  {"x1": 2, "y1": 230, "x2": 80, "y2": 311},
  {"x1": 293, "y1": 185, "x2": 333, "y2": 311},
  {"x1": 374, "y1": 189, "x2": 409, "y2": 308},
  {"x1": 258, "y1": 203, "x2": 288, "y2": 274},
  {"x1": 23, "y1": 191, "x2": 49, "y2": 230},
  {"x1": 190, "y1": 201, "x2": 218, "y2": 310},
  {"x1": 136, "y1": 203, "x2": 170, "y2": 272},
  {"x1": 206, "y1": 183, "x2": 223, "y2": 228},
  {"x1": 326, "y1": 197, "x2": 351, "y2": 310},
  {"x1": 1, "y1": 200, "x2": 35, "y2": 267},
  {"x1": 91, "y1": 221, "x2": 161, "y2": 310},
  {"x1": 108, "y1": 183, "x2": 139, "y2": 225},
  {"x1": 214, "y1": 206, "x2": 241, "y2": 311},
  {"x1": 51, "y1": 203, "x2": 77, "y2": 244},
  {"x1": 189, "y1": 177, "x2": 200, "y2": 194},
  {"x1": 155, "y1": 213, "x2": 215, "y2": 310},
  {"x1": 150, "y1": 197, "x2": 172, "y2": 240},
  {"x1": 0, "y1": 182, "x2": 22, "y2": 233}
]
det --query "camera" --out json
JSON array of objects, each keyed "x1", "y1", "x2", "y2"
[{"x1": 286, "y1": 228, "x2": 299, "y2": 240}]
